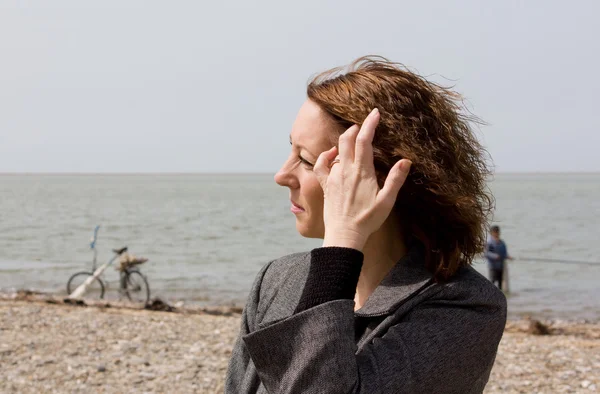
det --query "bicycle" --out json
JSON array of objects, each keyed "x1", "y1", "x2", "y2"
[{"x1": 66, "y1": 225, "x2": 151, "y2": 304}]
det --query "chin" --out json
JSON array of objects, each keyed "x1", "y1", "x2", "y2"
[{"x1": 295, "y1": 219, "x2": 324, "y2": 239}]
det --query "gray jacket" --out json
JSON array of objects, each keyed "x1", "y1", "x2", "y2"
[{"x1": 226, "y1": 247, "x2": 507, "y2": 393}]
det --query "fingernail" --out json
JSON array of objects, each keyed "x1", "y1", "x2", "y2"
[
  {"x1": 401, "y1": 160, "x2": 412, "y2": 172},
  {"x1": 371, "y1": 108, "x2": 379, "y2": 116}
]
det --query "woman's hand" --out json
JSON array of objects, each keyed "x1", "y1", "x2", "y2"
[{"x1": 314, "y1": 108, "x2": 412, "y2": 251}]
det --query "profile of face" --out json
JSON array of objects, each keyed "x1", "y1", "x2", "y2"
[{"x1": 274, "y1": 100, "x2": 337, "y2": 238}]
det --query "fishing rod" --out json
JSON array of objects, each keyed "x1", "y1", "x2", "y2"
[
  {"x1": 514, "y1": 257, "x2": 600, "y2": 267},
  {"x1": 474, "y1": 256, "x2": 599, "y2": 266}
]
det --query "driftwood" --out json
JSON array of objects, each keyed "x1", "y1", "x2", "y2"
[
  {"x1": 67, "y1": 260, "x2": 112, "y2": 299},
  {"x1": 144, "y1": 298, "x2": 175, "y2": 312},
  {"x1": 527, "y1": 319, "x2": 551, "y2": 335}
]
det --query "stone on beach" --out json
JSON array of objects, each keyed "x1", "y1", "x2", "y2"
[{"x1": 1, "y1": 297, "x2": 598, "y2": 393}]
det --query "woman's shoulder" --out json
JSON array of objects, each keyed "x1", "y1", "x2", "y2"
[
  {"x1": 435, "y1": 265, "x2": 507, "y2": 314},
  {"x1": 263, "y1": 251, "x2": 312, "y2": 280},
  {"x1": 248, "y1": 251, "x2": 312, "y2": 323}
]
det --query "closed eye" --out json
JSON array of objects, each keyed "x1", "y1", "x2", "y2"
[
  {"x1": 290, "y1": 137, "x2": 314, "y2": 168},
  {"x1": 298, "y1": 155, "x2": 314, "y2": 167}
]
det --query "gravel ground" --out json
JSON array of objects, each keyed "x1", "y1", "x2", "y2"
[{"x1": 0, "y1": 295, "x2": 598, "y2": 393}]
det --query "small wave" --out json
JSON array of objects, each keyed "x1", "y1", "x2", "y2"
[{"x1": 200, "y1": 235, "x2": 222, "y2": 241}]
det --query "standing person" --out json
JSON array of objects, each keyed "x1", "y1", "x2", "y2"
[
  {"x1": 226, "y1": 56, "x2": 507, "y2": 393},
  {"x1": 485, "y1": 225, "x2": 513, "y2": 290}
]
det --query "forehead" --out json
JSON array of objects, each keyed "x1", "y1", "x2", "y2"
[{"x1": 290, "y1": 100, "x2": 337, "y2": 150}]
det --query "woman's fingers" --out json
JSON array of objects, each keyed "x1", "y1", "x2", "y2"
[
  {"x1": 354, "y1": 108, "x2": 379, "y2": 168},
  {"x1": 376, "y1": 159, "x2": 412, "y2": 211},
  {"x1": 314, "y1": 146, "x2": 338, "y2": 188},
  {"x1": 338, "y1": 125, "x2": 359, "y2": 163},
  {"x1": 336, "y1": 108, "x2": 379, "y2": 167}
]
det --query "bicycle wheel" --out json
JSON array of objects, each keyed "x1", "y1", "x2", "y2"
[
  {"x1": 66, "y1": 271, "x2": 105, "y2": 299},
  {"x1": 123, "y1": 270, "x2": 150, "y2": 304}
]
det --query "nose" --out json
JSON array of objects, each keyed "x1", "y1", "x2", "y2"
[{"x1": 274, "y1": 157, "x2": 299, "y2": 189}]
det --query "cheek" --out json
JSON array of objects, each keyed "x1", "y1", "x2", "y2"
[{"x1": 304, "y1": 175, "x2": 324, "y2": 210}]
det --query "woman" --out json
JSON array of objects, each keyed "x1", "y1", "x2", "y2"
[{"x1": 226, "y1": 56, "x2": 506, "y2": 394}]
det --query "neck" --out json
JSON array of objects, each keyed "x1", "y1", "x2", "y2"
[{"x1": 354, "y1": 216, "x2": 406, "y2": 311}]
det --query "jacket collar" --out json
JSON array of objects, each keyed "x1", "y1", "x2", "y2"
[{"x1": 354, "y1": 243, "x2": 434, "y2": 317}]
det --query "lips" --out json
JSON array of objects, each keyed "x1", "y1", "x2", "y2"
[{"x1": 290, "y1": 201, "x2": 305, "y2": 214}]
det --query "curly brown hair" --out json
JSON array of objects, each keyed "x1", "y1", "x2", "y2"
[{"x1": 307, "y1": 56, "x2": 494, "y2": 281}]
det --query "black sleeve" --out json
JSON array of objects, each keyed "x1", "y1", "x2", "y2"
[{"x1": 294, "y1": 247, "x2": 363, "y2": 313}]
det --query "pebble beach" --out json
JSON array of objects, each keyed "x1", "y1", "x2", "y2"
[{"x1": 1, "y1": 292, "x2": 598, "y2": 394}]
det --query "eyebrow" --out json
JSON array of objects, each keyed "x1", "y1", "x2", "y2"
[{"x1": 289, "y1": 135, "x2": 317, "y2": 159}]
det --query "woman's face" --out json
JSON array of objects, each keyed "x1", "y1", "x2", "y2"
[{"x1": 274, "y1": 100, "x2": 337, "y2": 238}]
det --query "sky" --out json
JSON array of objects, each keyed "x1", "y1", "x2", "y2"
[{"x1": 0, "y1": 0, "x2": 598, "y2": 173}]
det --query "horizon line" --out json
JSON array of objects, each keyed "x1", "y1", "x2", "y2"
[{"x1": 1, "y1": 171, "x2": 599, "y2": 176}]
